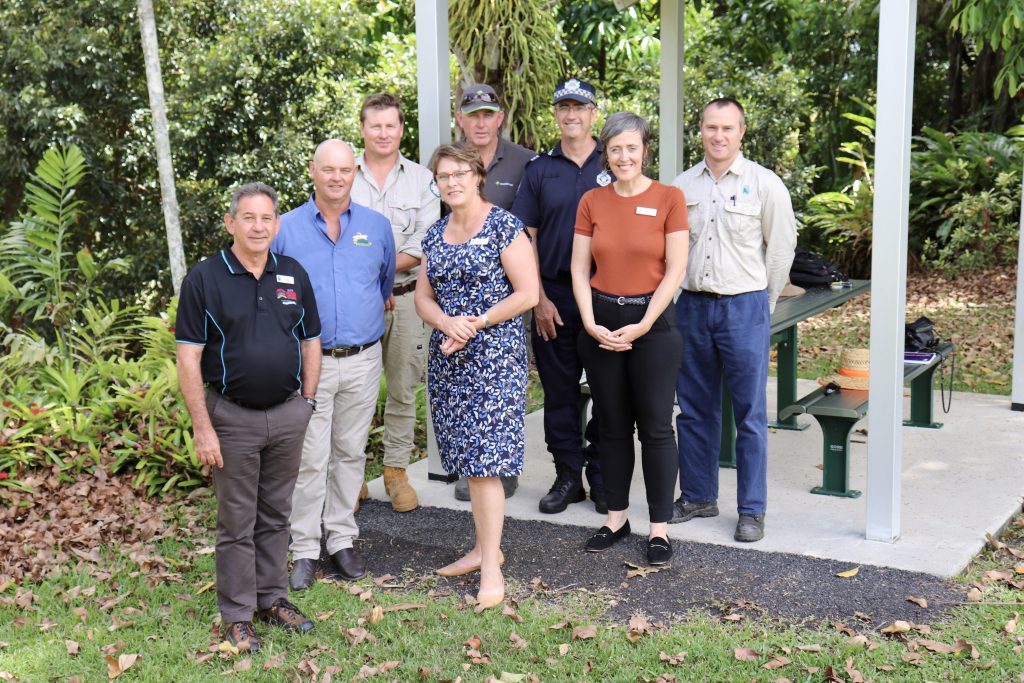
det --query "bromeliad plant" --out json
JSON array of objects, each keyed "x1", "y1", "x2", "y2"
[{"x1": 0, "y1": 145, "x2": 201, "y2": 496}]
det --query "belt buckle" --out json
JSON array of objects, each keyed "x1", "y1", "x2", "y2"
[{"x1": 616, "y1": 296, "x2": 626, "y2": 305}]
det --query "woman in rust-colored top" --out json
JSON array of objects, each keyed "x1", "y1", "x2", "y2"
[{"x1": 571, "y1": 111, "x2": 689, "y2": 566}]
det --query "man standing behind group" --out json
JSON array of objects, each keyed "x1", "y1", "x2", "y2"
[
  {"x1": 176, "y1": 183, "x2": 320, "y2": 652},
  {"x1": 671, "y1": 98, "x2": 797, "y2": 543},
  {"x1": 351, "y1": 93, "x2": 440, "y2": 513},
  {"x1": 275, "y1": 139, "x2": 396, "y2": 589},
  {"x1": 511, "y1": 78, "x2": 606, "y2": 515},
  {"x1": 451, "y1": 83, "x2": 534, "y2": 501}
]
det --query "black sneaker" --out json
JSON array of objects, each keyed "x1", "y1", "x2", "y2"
[
  {"x1": 257, "y1": 598, "x2": 315, "y2": 633},
  {"x1": 647, "y1": 537, "x2": 673, "y2": 565},
  {"x1": 223, "y1": 621, "x2": 261, "y2": 653},
  {"x1": 590, "y1": 484, "x2": 608, "y2": 514},
  {"x1": 539, "y1": 471, "x2": 585, "y2": 514},
  {"x1": 584, "y1": 520, "x2": 631, "y2": 552},
  {"x1": 668, "y1": 497, "x2": 719, "y2": 524},
  {"x1": 734, "y1": 514, "x2": 765, "y2": 542}
]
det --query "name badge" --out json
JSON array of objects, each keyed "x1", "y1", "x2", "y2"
[
  {"x1": 470, "y1": 237, "x2": 490, "y2": 246},
  {"x1": 636, "y1": 206, "x2": 658, "y2": 217},
  {"x1": 276, "y1": 274, "x2": 295, "y2": 284}
]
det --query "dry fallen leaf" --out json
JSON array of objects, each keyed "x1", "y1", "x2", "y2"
[
  {"x1": 571, "y1": 625, "x2": 597, "y2": 640},
  {"x1": 835, "y1": 566, "x2": 860, "y2": 578},
  {"x1": 723, "y1": 613, "x2": 744, "y2": 622},
  {"x1": 967, "y1": 587, "x2": 983, "y2": 602},
  {"x1": 844, "y1": 656, "x2": 864, "y2": 682},
  {"x1": 502, "y1": 604, "x2": 524, "y2": 624},
  {"x1": 509, "y1": 631, "x2": 529, "y2": 650},
  {"x1": 796, "y1": 644, "x2": 821, "y2": 652},
  {"x1": 880, "y1": 620, "x2": 912, "y2": 635},
  {"x1": 105, "y1": 653, "x2": 140, "y2": 679},
  {"x1": 196, "y1": 581, "x2": 215, "y2": 595},
  {"x1": 733, "y1": 647, "x2": 759, "y2": 661},
  {"x1": 557, "y1": 643, "x2": 570, "y2": 656},
  {"x1": 906, "y1": 595, "x2": 928, "y2": 608},
  {"x1": 1008, "y1": 612, "x2": 1021, "y2": 634},
  {"x1": 659, "y1": 651, "x2": 687, "y2": 666},
  {"x1": 367, "y1": 604, "x2": 384, "y2": 625},
  {"x1": 954, "y1": 638, "x2": 980, "y2": 660},
  {"x1": 762, "y1": 656, "x2": 791, "y2": 670},
  {"x1": 916, "y1": 639, "x2": 956, "y2": 654},
  {"x1": 66, "y1": 640, "x2": 80, "y2": 656},
  {"x1": 381, "y1": 603, "x2": 424, "y2": 613}
]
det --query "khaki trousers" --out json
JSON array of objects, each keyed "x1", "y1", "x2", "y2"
[
  {"x1": 289, "y1": 342, "x2": 382, "y2": 558},
  {"x1": 381, "y1": 290, "x2": 425, "y2": 468},
  {"x1": 207, "y1": 390, "x2": 310, "y2": 623}
]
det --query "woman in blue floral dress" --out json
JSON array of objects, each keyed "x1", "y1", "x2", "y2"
[{"x1": 414, "y1": 143, "x2": 538, "y2": 610}]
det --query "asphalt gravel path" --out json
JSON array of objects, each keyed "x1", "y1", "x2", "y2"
[{"x1": 328, "y1": 501, "x2": 966, "y2": 628}]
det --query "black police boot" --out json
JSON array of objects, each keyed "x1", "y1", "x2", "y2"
[{"x1": 539, "y1": 466, "x2": 586, "y2": 514}]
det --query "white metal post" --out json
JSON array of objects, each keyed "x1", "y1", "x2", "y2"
[
  {"x1": 659, "y1": 0, "x2": 685, "y2": 182},
  {"x1": 1012, "y1": 168, "x2": 1024, "y2": 411},
  {"x1": 415, "y1": 0, "x2": 452, "y2": 165},
  {"x1": 415, "y1": 0, "x2": 453, "y2": 480},
  {"x1": 865, "y1": 0, "x2": 917, "y2": 542}
]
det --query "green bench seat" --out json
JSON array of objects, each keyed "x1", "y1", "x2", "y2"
[{"x1": 778, "y1": 342, "x2": 955, "y2": 498}]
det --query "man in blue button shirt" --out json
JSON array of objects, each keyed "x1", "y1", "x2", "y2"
[
  {"x1": 273, "y1": 139, "x2": 396, "y2": 589},
  {"x1": 511, "y1": 78, "x2": 608, "y2": 515}
]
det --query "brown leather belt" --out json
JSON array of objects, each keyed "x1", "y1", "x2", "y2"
[
  {"x1": 392, "y1": 281, "x2": 416, "y2": 296},
  {"x1": 322, "y1": 339, "x2": 380, "y2": 358}
]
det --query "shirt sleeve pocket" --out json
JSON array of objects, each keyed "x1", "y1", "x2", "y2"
[{"x1": 723, "y1": 201, "x2": 762, "y2": 241}]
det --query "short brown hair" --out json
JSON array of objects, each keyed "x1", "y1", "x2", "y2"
[
  {"x1": 428, "y1": 143, "x2": 488, "y2": 201},
  {"x1": 359, "y1": 92, "x2": 404, "y2": 125}
]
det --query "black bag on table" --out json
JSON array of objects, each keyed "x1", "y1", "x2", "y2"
[
  {"x1": 789, "y1": 249, "x2": 844, "y2": 287},
  {"x1": 905, "y1": 316, "x2": 938, "y2": 352}
]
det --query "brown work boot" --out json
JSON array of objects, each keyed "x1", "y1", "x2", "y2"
[
  {"x1": 355, "y1": 480, "x2": 369, "y2": 513},
  {"x1": 383, "y1": 466, "x2": 419, "y2": 512}
]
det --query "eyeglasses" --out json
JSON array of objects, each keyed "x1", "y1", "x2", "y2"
[
  {"x1": 436, "y1": 170, "x2": 473, "y2": 184},
  {"x1": 555, "y1": 103, "x2": 593, "y2": 115},
  {"x1": 462, "y1": 90, "x2": 499, "y2": 105}
]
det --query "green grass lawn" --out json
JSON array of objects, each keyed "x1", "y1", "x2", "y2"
[{"x1": 3, "y1": 496, "x2": 1024, "y2": 682}]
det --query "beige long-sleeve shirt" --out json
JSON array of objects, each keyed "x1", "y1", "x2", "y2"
[
  {"x1": 672, "y1": 154, "x2": 797, "y2": 311},
  {"x1": 353, "y1": 153, "x2": 441, "y2": 287}
]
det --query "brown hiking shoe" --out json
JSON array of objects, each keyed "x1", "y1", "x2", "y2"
[
  {"x1": 383, "y1": 466, "x2": 419, "y2": 512},
  {"x1": 355, "y1": 480, "x2": 369, "y2": 513},
  {"x1": 256, "y1": 598, "x2": 314, "y2": 634},
  {"x1": 222, "y1": 621, "x2": 261, "y2": 652}
]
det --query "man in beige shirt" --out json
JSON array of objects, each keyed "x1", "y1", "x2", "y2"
[
  {"x1": 351, "y1": 93, "x2": 440, "y2": 512},
  {"x1": 670, "y1": 98, "x2": 797, "y2": 543}
]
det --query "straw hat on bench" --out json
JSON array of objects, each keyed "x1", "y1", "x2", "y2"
[{"x1": 818, "y1": 347, "x2": 870, "y2": 391}]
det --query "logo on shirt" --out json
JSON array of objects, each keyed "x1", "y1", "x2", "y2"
[
  {"x1": 742, "y1": 185, "x2": 751, "y2": 196},
  {"x1": 352, "y1": 232, "x2": 372, "y2": 247},
  {"x1": 596, "y1": 170, "x2": 612, "y2": 187},
  {"x1": 276, "y1": 288, "x2": 298, "y2": 305}
]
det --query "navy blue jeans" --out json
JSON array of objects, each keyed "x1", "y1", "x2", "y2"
[{"x1": 675, "y1": 290, "x2": 769, "y2": 515}]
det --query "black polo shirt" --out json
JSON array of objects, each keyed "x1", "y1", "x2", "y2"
[
  {"x1": 511, "y1": 138, "x2": 606, "y2": 281},
  {"x1": 176, "y1": 247, "x2": 321, "y2": 408}
]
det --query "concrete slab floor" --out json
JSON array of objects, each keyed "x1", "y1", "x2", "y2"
[{"x1": 367, "y1": 378, "x2": 1024, "y2": 578}]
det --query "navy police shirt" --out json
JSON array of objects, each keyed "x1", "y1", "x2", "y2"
[{"x1": 175, "y1": 246, "x2": 321, "y2": 408}]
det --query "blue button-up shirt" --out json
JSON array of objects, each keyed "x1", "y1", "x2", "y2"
[
  {"x1": 273, "y1": 195, "x2": 396, "y2": 348},
  {"x1": 511, "y1": 138, "x2": 605, "y2": 281}
]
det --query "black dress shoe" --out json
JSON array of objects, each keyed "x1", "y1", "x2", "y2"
[
  {"x1": 539, "y1": 471, "x2": 586, "y2": 514},
  {"x1": 590, "y1": 484, "x2": 608, "y2": 514},
  {"x1": 330, "y1": 547, "x2": 367, "y2": 580},
  {"x1": 289, "y1": 558, "x2": 318, "y2": 591},
  {"x1": 647, "y1": 537, "x2": 673, "y2": 565},
  {"x1": 584, "y1": 520, "x2": 631, "y2": 552}
]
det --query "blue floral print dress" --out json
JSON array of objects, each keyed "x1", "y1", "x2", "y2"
[{"x1": 423, "y1": 206, "x2": 527, "y2": 477}]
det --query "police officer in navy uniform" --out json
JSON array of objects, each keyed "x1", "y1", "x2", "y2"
[
  {"x1": 511, "y1": 78, "x2": 608, "y2": 515},
  {"x1": 176, "y1": 182, "x2": 322, "y2": 653}
]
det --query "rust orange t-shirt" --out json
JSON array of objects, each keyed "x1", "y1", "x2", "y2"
[{"x1": 574, "y1": 181, "x2": 688, "y2": 296}]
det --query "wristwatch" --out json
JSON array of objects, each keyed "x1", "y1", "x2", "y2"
[{"x1": 303, "y1": 396, "x2": 318, "y2": 411}]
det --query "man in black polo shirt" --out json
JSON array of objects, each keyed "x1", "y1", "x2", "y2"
[
  {"x1": 176, "y1": 182, "x2": 322, "y2": 653},
  {"x1": 511, "y1": 78, "x2": 607, "y2": 515}
]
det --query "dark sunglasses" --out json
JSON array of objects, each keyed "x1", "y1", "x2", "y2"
[{"x1": 462, "y1": 90, "x2": 498, "y2": 105}]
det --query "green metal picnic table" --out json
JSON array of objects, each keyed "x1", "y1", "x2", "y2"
[{"x1": 717, "y1": 279, "x2": 871, "y2": 467}]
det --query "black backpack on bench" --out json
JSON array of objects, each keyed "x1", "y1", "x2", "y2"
[{"x1": 790, "y1": 249, "x2": 844, "y2": 287}]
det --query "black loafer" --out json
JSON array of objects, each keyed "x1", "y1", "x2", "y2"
[
  {"x1": 289, "y1": 558, "x2": 318, "y2": 591},
  {"x1": 584, "y1": 520, "x2": 631, "y2": 552},
  {"x1": 330, "y1": 547, "x2": 367, "y2": 580},
  {"x1": 647, "y1": 536, "x2": 673, "y2": 565}
]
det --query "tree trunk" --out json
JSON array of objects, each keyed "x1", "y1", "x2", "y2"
[{"x1": 137, "y1": 0, "x2": 186, "y2": 294}]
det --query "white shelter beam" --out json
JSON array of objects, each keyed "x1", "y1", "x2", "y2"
[
  {"x1": 415, "y1": 0, "x2": 451, "y2": 165},
  {"x1": 865, "y1": 0, "x2": 917, "y2": 542},
  {"x1": 659, "y1": 0, "x2": 685, "y2": 182},
  {"x1": 1012, "y1": 169, "x2": 1024, "y2": 411}
]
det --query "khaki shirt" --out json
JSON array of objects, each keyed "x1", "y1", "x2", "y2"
[
  {"x1": 352, "y1": 153, "x2": 440, "y2": 287},
  {"x1": 672, "y1": 154, "x2": 797, "y2": 310}
]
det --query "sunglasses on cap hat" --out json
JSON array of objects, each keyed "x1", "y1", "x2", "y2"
[{"x1": 462, "y1": 90, "x2": 499, "y2": 105}]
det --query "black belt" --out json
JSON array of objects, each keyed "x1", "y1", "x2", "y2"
[
  {"x1": 392, "y1": 281, "x2": 416, "y2": 297},
  {"x1": 593, "y1": 290, "x2": 654, "y2": 306},
  {"x1": 323, "y1": 339, "x2": 379, "y2": 358},
  {"x1": 687, "y1": 290, "x2": 732, "y2": 299},
  {"x1": 204, "y1": 386, "x2": 282, "y2": 411}
]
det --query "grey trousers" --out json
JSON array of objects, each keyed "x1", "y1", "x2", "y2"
[{"x1": 207, "y1": 390, "x2": 311, "y2": 622}]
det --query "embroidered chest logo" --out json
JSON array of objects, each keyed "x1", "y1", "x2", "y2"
[
  {"x1": 276, "y1": 288, "x2": 298, "y2": 305},
  {"x1": 352, "y1": 232, "x2": 372, "y2": 246}
]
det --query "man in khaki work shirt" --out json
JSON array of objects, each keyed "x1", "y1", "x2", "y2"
[
  {"x1": 351, "y1": 92, "x2": 440, "y2": 512},
  {"x1": 670, "y1": 97, "x2": 797, "y2": 544}
]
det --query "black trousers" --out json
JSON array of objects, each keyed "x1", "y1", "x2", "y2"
[
  {"x1": 532, "y1": 278, "x2": 602, "y2": 486},
  {"x1": 577, "y1": 295, "x2": 683, "y2": 523}
]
